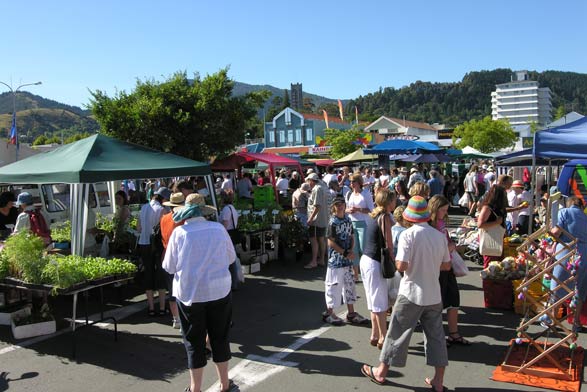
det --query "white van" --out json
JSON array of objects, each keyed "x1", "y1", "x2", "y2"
[{"x1": 6, "y1": 182, "x2": 117, "y2": 225}]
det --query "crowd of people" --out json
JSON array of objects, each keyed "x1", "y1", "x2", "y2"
[{"x1": 2, "y1": 160, "x2": 585, "y2": 391}]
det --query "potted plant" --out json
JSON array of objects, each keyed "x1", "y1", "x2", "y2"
[
  {"x1": 3, "y1": 231, "x2": 47, "y2": 284},
  {"x1": 278, "y1": 214, "x2": 306, "y2": 263},
  {"x1": 51, "y1": 220, "x2": 71, "y2": 249},
  {"x1": 11, "y1": 303, "x2": 56, "y2": 339}
]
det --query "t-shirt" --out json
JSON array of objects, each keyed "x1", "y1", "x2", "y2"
[
  {"x1": 236, "y1": 178, "x2": 252, "y2": 198},
  {"x1": 276, "y1": 178, "x2": 289, "y2": 195},
  {"x1": 308, "y1": 183, "x2": 329, "y2": 228},
  {"x1": 322, "y1": 173, "x2": 337, "y2": 185},
  {"x1": 427, "y1": 177, "x2": 443, "y2": 197},
  {"x1": 327, "y1": 215, "x2": 354, "y2": 268},
  {"x1": 517, "y1": 190, "x2": 532, "y2": 217},
  {"x1": 220, "y1": 178, "x2": 233, "y2": 192},
  {"x1": 396, "y1": 223, "x2": 450, "y2": 306},
  {"x1": 507, "y1": 190, "x2": 520, "y2": 227},
  {"x1": 464, "y1": 173, "x2": 476, "y2": 192},
  {"x1": 346, "y1": 190, "x2": 374, "y2": 222},
  {"x1": 391, "y1": 224, "x2": 406, "y2": 258},
  {"x1": 219, "y1": 204, "x2": 239, "y2": 230}
]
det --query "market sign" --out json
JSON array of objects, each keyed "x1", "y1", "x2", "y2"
[
  {"x1": 437, "y1": 129, "x2": 454, "y2": 139},
  {"x1": 308, "y1": 146, "x2": 332, "y2": 155},
  {"x1": 384, "y1": 135, "x2": 419, "y2": 141},
  {"x1": 522, "y1": 137, "x2": 534, "y2": 148}
]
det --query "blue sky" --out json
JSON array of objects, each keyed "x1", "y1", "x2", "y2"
[{"x1": 2, "y1": 0, "x2": 586, "y2": 108}]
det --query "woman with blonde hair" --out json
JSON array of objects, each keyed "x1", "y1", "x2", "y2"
[
  {"x1": 409, "y1": 181, "x2": 430, "y2": 199},
  {"x1": 360, "y1": 188, "x2": 396, "y2": 349},
  {"x1": 428, "y1": 195, "x2": 471, "y2": 346}
]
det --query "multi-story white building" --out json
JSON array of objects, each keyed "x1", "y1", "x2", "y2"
[{"x1": 491, "y1": 70, "x2": 552, "y2": 126}]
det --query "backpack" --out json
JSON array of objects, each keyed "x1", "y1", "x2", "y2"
[
  {"x1": 26, "y1": 209, "x2": 52, "y2": 246},
  {"x1": 150, "y1": 222, "x2": 164, "y2": 261}
]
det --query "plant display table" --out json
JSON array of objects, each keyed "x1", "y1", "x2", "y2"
[{"x1": 0, "y1": 274, "x2": 134, "y2": 358}]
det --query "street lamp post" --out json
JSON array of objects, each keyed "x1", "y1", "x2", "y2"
[{"x1": 0, "y1": 80, "x2": 42, "y2": 162}]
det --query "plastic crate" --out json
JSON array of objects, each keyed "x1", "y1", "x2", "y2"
[{"x1": 512, "y1": 279, "x2": 546, "y2": 315}]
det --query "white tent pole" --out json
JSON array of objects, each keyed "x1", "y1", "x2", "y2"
[{"x1": 528, "y1": 153, "x2": 537, "y2": 235}]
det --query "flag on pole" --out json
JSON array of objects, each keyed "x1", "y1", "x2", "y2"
[
  {"x1": 322, "y1": 109, "x2": 329, "y2": 129},
  {"x1": 354, "y1": 106, "x2": 359, "y2": 125},
  {"x1": 7, "y1": 112, "x2": 17, "y2": 148},
  {"x1": 337, "y1": 99, "x2": 344, "y2": 121}
]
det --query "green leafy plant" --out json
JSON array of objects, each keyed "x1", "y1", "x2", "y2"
[
  {"x1": 96, "y1": 213, "x2": 115, "y2": 235},
  {"x1": 278, "y1": 214, "x2": 307, "y2": 248},
  {"x1": 3, "y1": 231, "x2": 47, "y2": 284},
  {"x1": 51, "y1": 220, "x2": 71, "y2": 243},
  {"x1": 0, "y1": 251, "x2": 10, "y2": 279}
]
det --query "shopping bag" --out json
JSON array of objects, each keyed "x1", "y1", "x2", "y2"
[
  {"x1": 451, "y1": 250, "x2": 469, "y2": 277},
  {"x1": 479, "y1": 225, "x2": 505, "y2": 256},
  {"x1": 387, "y1": 271, "x2": 402, "y2": 302},
  {"x1": 229, "y1": 257, "x2": 245, "y2": 290},
  {"x1": 458, "y1": 193, "x2": 470, "y2": 208}
]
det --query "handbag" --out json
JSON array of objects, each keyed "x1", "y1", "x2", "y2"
[
  {"x1": 450, "y1": 250, "x2": 469, "y2": 277},
  {"x1": 479, "y1": 209, "x2": 506, "y2": 256},
  {"x1": 377, "y1": 213, "x2": 397, "y2": 279}
]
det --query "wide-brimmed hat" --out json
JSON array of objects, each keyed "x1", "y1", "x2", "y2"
[
  {"x1": 154, "y1": 187, "x2": 172, "y2": 200},
  {"x1": 306, "y1": 173, "x2": 320, "y2": 182},
  {"x1": 481, "y1": 164, "x2": 488, "y2": 170},
  {"x1": 512, "y1": 180, "x2": 524, "y2": 188},
  {"x1": 400, "y1": 167, "x2": 408, "y2": 173},
  {"x1": 487, "y1": 166, "x2": 494, "y2": 172},
  {"x1": 15, "y1": 192, "x2": 33, "y2": 207},
  {"x1": 184, "y1": 193, "x2": 217, "y2": 215},
  {"x1": 402, "y1": 196, "x2": 431, "y2": 223},
  {"x1": 163, "y1": 192, "x2": 185, "y2": 207},
  {"x1": 410, "y1": 167, "x2": 419, "y2": 174}
]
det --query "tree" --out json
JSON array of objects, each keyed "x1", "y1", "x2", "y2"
[
  {"x1": 554, "y1": 105, "x2": 566, "y2": 120},
  {"x1": 302, "y1": 97, "x2": 315, "y2": 113},
  {"x1": 89, "y1": 69, "x2": 268, "y2": 162},
  {"x1": 283, "y1": 89, "x2": 290, "y2": 108},
  {"x1": 64, "y1": 132, "x2": 92, "y2": 144},
  {"x1": 32, "y1": 135, "x2": 48, "y2": 146},
  {"x1": 267, "y1": 95, "x2": 284, "y2": 119},
  {"x1": 317, "y1": 102, "x2": 339, "y2": 117},
  {"x1": 452, "y1": 116, "x2": 517, "y2": 153},
  {"x1": 324, "y1": 127, "x2": 365, "y2": 159}
]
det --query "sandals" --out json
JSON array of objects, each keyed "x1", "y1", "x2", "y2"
[
  {"x1": 446, "y1": 332, "x2": 472, "y2": 346},
  {"x1": 346, "y1": 312, "x2": 370, "y2": 325},
  {"x1": 361, "y1": 364, "x2": 385, "y2": 385},
  {"x1": 425, "y1": 377, "x2": 449, "y2": 391},
  {"x1": 369, "y1": 338, "x2": 378, "y2": 347}
]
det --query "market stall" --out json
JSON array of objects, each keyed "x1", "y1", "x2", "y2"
[{"x1": 0, "y1": 134, "x2": 214, "y2": 348}]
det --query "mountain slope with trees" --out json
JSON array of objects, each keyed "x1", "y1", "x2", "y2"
[{"x1": 347, "y1": 69, "x2": 587, "y2": 126}]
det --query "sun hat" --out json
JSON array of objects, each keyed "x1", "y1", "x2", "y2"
[
  {"x1": 154, "y1": 186, "x2": 172, "y2": 200},
  {"x1": 163, "y1": 192, "x2": 185, "y2": 207},
  {"x1": 15, "y1": 192, "x2": 33, "y2": 207},
  {"x1": 402, "y1": 196, "x2": 431, "y2": 223},
  {"x1": 488, "y1": 166, "x2": 494, "y2": 172},
  {"x1": 400, "y1": 167, "x2": 408, "y2": 173},
  {"x1": 410, "y1": 167, "x2": 419, "y2": 174},
  {"x1": 512, "y1": 180, "x2": 524, "y2": 188},
  {"x1": 481, "y1": 164, "x2": 488, "y2": 170},
  {"x1": 306, "y1": 173, "x2": 320, "y2": 182}
]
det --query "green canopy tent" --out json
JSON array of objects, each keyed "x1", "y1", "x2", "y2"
[{"x1": 0, "y1": 134, "x2": 213, "y2": 255}]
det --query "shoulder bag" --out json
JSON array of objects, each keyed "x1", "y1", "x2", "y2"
[
  {"x1": 377, "y1": 213, "x2": 397, "y2": 279},
  {"x1": 226, "y1": 206, "x2": 243, "y2": 246},
  {"x1": 479, "y1": 209, "x2": 505, "y2": 256}
]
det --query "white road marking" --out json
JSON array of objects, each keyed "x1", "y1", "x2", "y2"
[
  {"x1": 204, "y1": 324, "x2": 335, "y2": 392},
  {"x1": 0, "y1": 301, "x2": 145, "y2": 356}
]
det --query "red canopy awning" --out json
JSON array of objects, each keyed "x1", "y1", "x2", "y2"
[{"x1": 211, "y1": 152, "x2": 304, "y2": 201}]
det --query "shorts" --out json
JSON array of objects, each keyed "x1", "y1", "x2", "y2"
[
  {"x1": 360, "y1": 254, "x2": 389, "y2": 313},
  {"x1": 466, "y1": 191, "x2": 478, "y2": 202},
  {"x1": 165, "y1": 272, "x2": 176, "y2": 302},
  {"x1": 308, "y1": 225, "x2": 326, "y2": 238}
]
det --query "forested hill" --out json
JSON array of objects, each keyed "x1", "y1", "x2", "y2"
[
  {"x1": 348, "y1": 69, "x2": 587, "y2": 126},
  {"x1": 0, "y1": 91, "x2": 90, "y2": 116}
]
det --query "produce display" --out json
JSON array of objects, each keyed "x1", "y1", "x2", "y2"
[{"x1": 51, "y1": 220, "x2": 71, "y2": 243}]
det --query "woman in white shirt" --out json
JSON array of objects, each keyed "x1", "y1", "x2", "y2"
[
  {"x1": 345, "y1": 173, "x2": 375, "y2": 282},
  {"x1": 219, "y1": 191, "x2": 239, "y2": 230}
]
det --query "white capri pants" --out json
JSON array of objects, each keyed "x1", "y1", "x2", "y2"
[
  {"x1": 324, "y1": 265, "x2": 357, "y2": 309},
  {"x1": 360, "y1": 254, "x2": 389, "y2": 313}
]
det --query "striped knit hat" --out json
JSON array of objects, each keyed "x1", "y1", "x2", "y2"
[{"x1": 402, "y1": 196, "x2": 431, "y2": 223}]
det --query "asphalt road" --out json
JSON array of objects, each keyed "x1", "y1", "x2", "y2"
[{"x1": 0, "y1": 210, "x2": 585, "y2": 392}]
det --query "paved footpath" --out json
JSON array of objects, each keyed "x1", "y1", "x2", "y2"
[{"x1": 0, "y1": 215, "x2": 585, "y2": 391}]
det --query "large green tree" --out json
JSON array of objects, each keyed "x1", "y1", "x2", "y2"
[
  {"x1": 324, "y1": 127, "x2": 365, "y2": 159},
  {"x1": 89, "y1": 69, "x2": 268, "y2": 161},
  {"x1": 452, "y1": 116, "x2": 517, "y2": 153}
]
